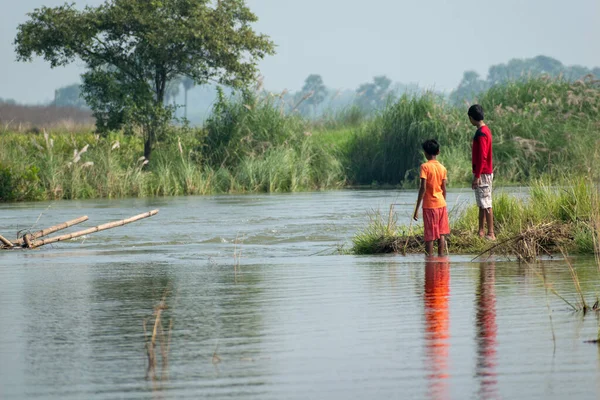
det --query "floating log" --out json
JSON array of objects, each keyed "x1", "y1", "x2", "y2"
[
  {"x1": 30, "y1": 210, "x2": 159, "y2": 249},
  {"x1": 0, "y1": 234, "x2": 14, "y2": 248},
  {"x1": 15, "y1": 215, "x2": 89, "y2": 246}
]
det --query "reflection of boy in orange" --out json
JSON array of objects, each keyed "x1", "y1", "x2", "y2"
[
  {"x1": 476, "y1": 261, "x2": 498, "y2": 399},
  {"x1": 413, "y1": 140, "x2": 450, "y2": 256},
  {"x1": 424, "y1": 257, "x2": 450, "y2": 400}
]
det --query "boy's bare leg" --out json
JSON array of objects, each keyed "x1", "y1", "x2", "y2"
[
  {"x1": 478, "y1": 208, "x2": 485, "y2": 237},
  {"x1": 437, "y1": 235, "x2": 446, "y2": 256},
  {"x1": 485, "y1": 208, "x2": 496, "y2": 240},
  {"x1": 425, "y1": 241, "x2": 434, "y2": 256}
]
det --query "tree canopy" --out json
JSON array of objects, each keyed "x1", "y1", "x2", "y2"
[{"x1": 14, "y1": 0, "x2": 275, "y2": 160}]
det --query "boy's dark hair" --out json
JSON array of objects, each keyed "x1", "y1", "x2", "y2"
[
  {"x1": 468, "y1": 104, "x2": 484, "y2": 121},
  {"x1": 422, "y1": 139, "x2": 440, "y2": 156}
]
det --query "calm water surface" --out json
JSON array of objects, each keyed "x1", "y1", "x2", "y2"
[{"x1": 1, "y1": 189, "x2": 599, "y2": 400}]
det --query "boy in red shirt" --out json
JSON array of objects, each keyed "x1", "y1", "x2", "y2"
[
  {"x1": 468, "y1": 104, "x2": 495, "y2": 240},
  {"x1": 413, "y1": 139, "x2": 450, "y2": 256}
]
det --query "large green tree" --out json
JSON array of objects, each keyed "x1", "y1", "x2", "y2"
[{"x1": 15, "y1": 0, "x2": 275, "y2": 161}]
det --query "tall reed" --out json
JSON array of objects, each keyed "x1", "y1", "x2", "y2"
[{"x1": 345, "y1": 77, "x2": 600, "y2": 187}]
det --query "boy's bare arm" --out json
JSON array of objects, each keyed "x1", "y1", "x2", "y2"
[
  {"x1": 413, "y1": 178, "x2": 426, "y2": 220},
  {"x1": 442, "y1": 179, "x2": 447, "y2": 200}
]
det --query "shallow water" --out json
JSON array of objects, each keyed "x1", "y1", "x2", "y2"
[{"x1": 1, "y1": 189, "x2": 599, "y2": 399}]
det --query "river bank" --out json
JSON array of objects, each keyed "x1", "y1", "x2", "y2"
[
  {"x1": 352, "y1": 178, "x2": 600, "y2": 258},
  {"x1": 1, "y1": 77, "x2": 598, "y2": 202}
]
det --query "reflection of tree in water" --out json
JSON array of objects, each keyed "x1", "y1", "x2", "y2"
[
  {"x1": 77, "y1": 262, "x2": 177, "y2": 394},
  {"x1": 23, "y1": 266, "x2": 95, "y2": 394},
  {"x1": 475, "y1": 262, "x2": 499, "y2": 400},
  {"x1": 23, "y1": 259, "x2": 269, "y2": 397},
  {"x1": 94, "y1": 261, "x2": 269, "y2": 389},
  {"x1": 171, "y1": 261, "x2": 269, "y2": 394},
  {"x1": 423, "y1": 257, "x2": 450, "y2": 400}
]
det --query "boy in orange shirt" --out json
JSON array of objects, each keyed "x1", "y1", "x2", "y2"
[{"x1": 413, "y1": 139, "x2": 450, "y2": 256}]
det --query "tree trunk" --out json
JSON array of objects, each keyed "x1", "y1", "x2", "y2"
[
  {"x1": 145, "y1": 73, "x2": 166, "y2": 163},
  {"x1": 184, "y1": 88, "x2": 188, "y2": 120},
  {"x1": 144, "y1": 131, "x2": 153, "y2": 161}
]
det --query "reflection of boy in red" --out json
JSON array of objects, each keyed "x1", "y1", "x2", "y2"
[
  {"x1": 476, "y1": 262, "x2": 498, "y2": 398},
  {"x1": 424, "y1": 257, "x2": 450, "y2": 399}
]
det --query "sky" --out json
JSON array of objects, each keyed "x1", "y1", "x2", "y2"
[{"x1": 1, "y1": 0, "x2": 599, "y2": 104}]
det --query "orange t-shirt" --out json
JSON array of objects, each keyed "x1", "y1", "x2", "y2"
[{"x1": 420, "y1": 160, "x2": 447, "y2": 209}]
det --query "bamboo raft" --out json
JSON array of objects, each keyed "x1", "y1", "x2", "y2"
[{"x1": 0, "y1": 210, "x2": 159, "y2": 249}]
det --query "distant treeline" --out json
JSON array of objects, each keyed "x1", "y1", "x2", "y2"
[
  {"x1": 0, "y1": 103, "x2": 93, "y2": 133},
  {"x1": 450, "y1": 55, "x2": 600, "y2": 105},
  {"x1": 1, "y1": 55, "x2": 599, "y2": 127}
]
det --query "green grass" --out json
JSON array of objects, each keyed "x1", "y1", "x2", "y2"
[{"x1": 0, "y1": 129, "x2": 345, "y2": 201}]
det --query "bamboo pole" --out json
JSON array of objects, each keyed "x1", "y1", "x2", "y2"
[
  {"x1": 23, "y1": 234, "x2": 32, "y2": 249},
  {"x1": 30, "y1": 210, "x2": 159, "y2": 249},
  {"x1": 14, "y1": 216, "x2": 89, "y2": 246},
  {"x1": 0, "y1": 234, "x2": 14, "y2": 248}
]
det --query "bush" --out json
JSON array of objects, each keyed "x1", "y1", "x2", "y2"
[
  {"x1": 203, "y1": 88, "x2": 307, "y2": 168},
  {"x1": 346, "y1": 93, "x2": 469, "y2": 185}
]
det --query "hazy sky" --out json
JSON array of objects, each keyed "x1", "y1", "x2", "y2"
[{"x1": 1, "y1": 0, "x2": 599, "y2": 104}]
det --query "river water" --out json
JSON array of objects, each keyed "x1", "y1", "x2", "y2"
[{"x1": 1, "y1": 189, "x2": 599, "y2": 399}]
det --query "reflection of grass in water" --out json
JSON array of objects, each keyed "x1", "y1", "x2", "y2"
[
  {"x1": 539, "y1": 184, "x2": 600, "y2": 343},
  {"x1": 143, "y1": 288, "x2": 172, "y2": 380}
]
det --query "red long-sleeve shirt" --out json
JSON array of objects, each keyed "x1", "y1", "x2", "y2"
[{"x1": 472, "y1": 125, "x2": 493, "y2": 178}]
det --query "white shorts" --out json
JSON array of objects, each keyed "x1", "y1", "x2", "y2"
[{"x1": 474, "y1": 174, "x2": 493, "y2": 209}]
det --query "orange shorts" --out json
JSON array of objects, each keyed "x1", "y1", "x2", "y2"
[{"x1": 423, "y1": 207, "x2": 450, "y2": 242}]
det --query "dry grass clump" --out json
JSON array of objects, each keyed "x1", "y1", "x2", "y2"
[{"x1": 473, "y1": 222, "x2": 573, "y2": 262}]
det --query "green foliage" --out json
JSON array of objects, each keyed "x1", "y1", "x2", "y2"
[
  {"x1": 203, "y1": 88, "x2": 306, "y2": 167},
  {"x1": 1, "y1": 77, "x2": 600, "y2": 203},
  {"x1": 346, "y1": 77, "x2": 600, "y2": 187},
  {"x1": 0, "y1": 92, "x2": 345, "y2": 201},
  {"x1": 481, "y1": 77, "x2": 600, "y2": 181},
  {"x1": 314, "y1": 105, "x2": 368, "y2": 131},
  {"x1": 351, "y1": 209, "x2": 398, "y2": 255},
  {"x1": 347, "y1": 92, "x2": 469, "y2": 185},
  {"x1": 14, "y1": 0, "x2": 275, "y2": 160},
  {"x1": 0, "y1": 163, "x2": 45, "y2": 202}
]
